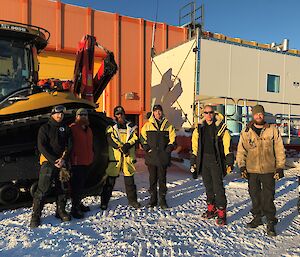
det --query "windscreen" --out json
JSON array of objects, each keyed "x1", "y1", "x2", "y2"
[{"x1": 0, "y1": 39, "x2": 31, "y2": 101}]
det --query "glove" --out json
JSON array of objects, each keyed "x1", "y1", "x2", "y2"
[
  {"x1": 225, "y1": 153, "x2": 234, "y2": 167},
  {"x1": 59, "y1": 167, "x2": 70, "y2": 182},
  {"x1": 121, "y1": 143, "x2": 131, "y2": 155},
  {"x1": 143, "y1": 144, "x2": 151, "y2": 153},
  {"x1": 165, "y1": 144, "x2": 174, "y2": 153},
  {"x1": 240, "y1": 166, "x2": 248, "y2": 179},
  {"x1": 274, "y1": 168, "x2": 284, "y2": 181}
]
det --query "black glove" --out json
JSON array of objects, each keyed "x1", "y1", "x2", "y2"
[
  {"x1": 190, "y1": 154, "x2": 196, "y2": 166},
  {"x1": 143, "y1": 144, "x2": 151, "y2": 153},
  {"x1": 121, "y1": 143, "x2": 131, "y2": 155},
  {"x1": 165, "y1": 144, "x2": 174, "y2": 153},
  {"x1": 274, "y1": 168, "x2": 284, "y2": 181},
  {"x1": 225, "y1": 153, "x2": 234, "y2": 167},
  {"x1": 240, "y1": 166, "x2": 248, "y2": 179}
]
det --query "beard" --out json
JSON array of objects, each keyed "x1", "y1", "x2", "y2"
[
  {"x1": 254, "y1": 119, "x2": 265, "y2": 125},
  {"x1": 76, "y1": 118, "x2": 89, "y2": 126}
]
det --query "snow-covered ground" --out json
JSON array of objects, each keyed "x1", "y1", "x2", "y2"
[{"x1": 0, "y1": 159, "x2": 299, "y2": 257}]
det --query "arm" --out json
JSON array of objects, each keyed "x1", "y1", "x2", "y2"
[
  {"x1": 37, "y1": 126, "x2": 58, "y2": 165},
  {"x1": 274, "y1": 127, "x2": 286, "y2": 169},
  {"x1": 106, "y1": 126, "x2": 122, "y2": 149},
  {"x1": 236, "y1": 132, "x2": 248, "y2": 169}
]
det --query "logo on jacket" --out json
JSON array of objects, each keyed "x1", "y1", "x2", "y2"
[{"x1": 59, "y1": 127, "x2": 65, "y2": 132}]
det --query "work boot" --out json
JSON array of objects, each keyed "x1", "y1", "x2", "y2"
[
  {"x1": 202, "y1": 203, "x2": 217, "y2": 219},
  {"x1": 29, "y1": 198, "x2": 43, "y2": 228},
  {"x1": 55, "y1": 196, "x2": 71, "y2": 222},
  {"x1": 159, "y1": 195, "x2": 168, "y2": 209},
  {"x1": 147, "y1": 191, "x2": 158, "y2": 208},
  {"x1": 247, "y1": 215, "x2": 263, "y2": 228},
  {"x1": 215, "y1": 207, "x2": 227, "y2": 226},
  {"x1": 80, "y1": 202, "x2": 90, "y2": 212},
  {"x1": 124, "y1": 177, "x2": 141, "y2": 209},
  {"x1": 266, "y1": 221, "x2": 277, "y2": 237},
  {"x1": 71, "y1": 204, "x2": 84, "y2": 219}
]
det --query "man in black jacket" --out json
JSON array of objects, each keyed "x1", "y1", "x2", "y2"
[
  {"x1": 29, "y1": 105, "x2": 72, "y2": 228},
  {"x1": 191, "y1": 105, "x2": 234, "y2": 226}
]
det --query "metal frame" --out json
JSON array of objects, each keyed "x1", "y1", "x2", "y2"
[{"x1": 194, "y1": 96, "x2": 300, "y2": 143}]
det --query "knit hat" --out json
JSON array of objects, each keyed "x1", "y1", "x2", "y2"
[
  {"x1": 114, "y1": 106, "x2": 125, "y2": 116},
  {"x1": 252, "y1": 105, "x2": 265, "y2": 116},
  {"x1": 153, "y1": 104, "x2": 163, "y2": 112},
  {"x1": 76, "y1": 108, "x2": 88, "y2": 116}
]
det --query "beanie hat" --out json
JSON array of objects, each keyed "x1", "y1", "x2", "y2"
[{"x1": 252, "y1": 105, "x2": 265, "y2": 116}]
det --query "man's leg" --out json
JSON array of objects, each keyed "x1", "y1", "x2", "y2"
[
  {"x1": 157, "y1": 166, "x2": 168, "y2": 209},
  {"x1": 148, "y1": 165, "x2": 158, "y2": 207},
  {"x1": 55, "y1": 167, "x2": 71, "y2": 222},
  {"x1": 261, "y1": 173, "x2": 277, "y2": 236},
  {"x1": 124, "y1": 175, "x2": 140, "y2": 209},
  {"x1": 100, "y1": 176, "x2": 116, "y2": 210},
  {"x1": 30, "y1": 162, "x2": 53, "y2": 228},
  {"x1": 70, "y1": 165, "x2": 86, "y2": 218},
  {"x1": 247, "y1": 173, "x2": 264, "y2": 228}
]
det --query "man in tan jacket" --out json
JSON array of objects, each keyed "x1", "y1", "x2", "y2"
[{"x1": 236, "y1": 104, "x2": 286, "y2": 236}]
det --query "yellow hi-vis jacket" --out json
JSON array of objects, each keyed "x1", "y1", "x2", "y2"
[
  {"x1": 140, "y1": 114, "x2": 176, "y2": 167},
  {"x1": 105, "y1": 121, "x2": 138, "y2": 177}
]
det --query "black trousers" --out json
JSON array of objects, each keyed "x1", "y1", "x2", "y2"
[
  {"x1": 248, "y1": 173, "x2": 276, "y2": 222},
  {"x1": 202, "y1": 154, "x2": 227, "y2": 208},
  {"x1": 71, "y1": 165, "x2": 89, "y2": 206},
  {"x1": 101, "y1": 175, "x2": 138, "y2": 205},
  {"x1": 34, "y1": 162, "x2": 65, "y2": 202},
  {"x1": 147, "y1": 165, "x2": 167, "y2": 197}
]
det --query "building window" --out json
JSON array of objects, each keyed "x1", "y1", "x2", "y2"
[{"x1": 267, "y1": 74, "x2": 280, "y2": 93}]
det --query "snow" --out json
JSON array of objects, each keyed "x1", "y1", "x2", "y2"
[{"x1": 0, "y1": 159, "x2": 299, "y2": 256}]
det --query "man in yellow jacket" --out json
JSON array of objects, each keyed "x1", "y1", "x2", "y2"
[
  {"x1": 191, "y1": 105, "x2": 233, "y2": 226},
  {"x1": 140, "y1": 104, "x2": 176, "y2": 209},
  {"x1": 236, "y1": 104, "x2": 286, "y2": 236},
  {"x1": 100, "y1": 106, "x2": 140, "y2": 210}
]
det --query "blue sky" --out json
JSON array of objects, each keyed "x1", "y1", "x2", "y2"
[{"x1": 63, "y1": 0, "x2": 300, "y2": 49}]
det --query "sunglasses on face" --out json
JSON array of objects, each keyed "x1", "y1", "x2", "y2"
[{"x1": 204, "y1": 111, "x2": 214, "y2": 114}]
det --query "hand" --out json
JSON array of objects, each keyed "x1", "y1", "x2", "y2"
[
  {"x1": 55, "y1": 158, "x2": 65, "y2": 169},
  {"x1": 143, "y1": 144, "x2": 151, "y2": 153},
  {"x1": 121, "y1": 143, "x2": 131, "y2": 155},
  {"x1": 165, "y1": 144, "x2": 174, "y2": 153},
  {"x1": 190, "y1": 164, "x2": 196, "y2": 173},
  {"x1": 190, "y1": 154, "x2": 196, "y2": 166},
  {"x1": 225, "y1": 153, "x2": 234, "y2": 167},
  {"x1": 274, "y1": 168, "x2": 284, "y2": 181},
  {"x1": 240, "y1": 167, "x2": 248, "y2": 179}
]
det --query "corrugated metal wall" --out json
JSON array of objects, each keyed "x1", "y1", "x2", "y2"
[{"x1": 1, "y1": 0, "x2": 187, "y2": 126}]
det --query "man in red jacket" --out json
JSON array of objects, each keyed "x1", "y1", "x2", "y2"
[{"x1": 70, "y1": 108, "x2": 94, "y2": 218}]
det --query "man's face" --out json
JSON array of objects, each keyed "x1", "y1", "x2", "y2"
[
  {"x1": 115, "y1": 113, "x2": 125, "y2": 123},
  {"x1": 203, "y1": 106, "x2": 214, "y2": 122},
  {"x1": 253, "y1": 112, "x2": 265, "y2": 125},
  {"x1": 52, "y1": 112, "x2": 64, "y2": 123},
  {"x1": 76, "y1": 113, "x2": 88, "y2": 122},
  {"x1": 153, "y1": 109, "x2": 163, "y2": 120}
]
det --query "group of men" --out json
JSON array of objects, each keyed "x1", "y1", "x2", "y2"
[{"x1": 30, "y1": 102, "x2": 286, "y2": 237}]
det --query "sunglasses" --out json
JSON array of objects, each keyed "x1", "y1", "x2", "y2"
[{"x1": 204, "y1": 111, "x2": 214, "y2": 114}]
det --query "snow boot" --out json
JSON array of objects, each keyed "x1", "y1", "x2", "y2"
[
  {"x1": 159, "y1": 195, "x2": 168, "y2": 209},
  {"x1": 202, "y1": 203, "x2": 217, "y2": 219},
  {"x1": 266, "y1": 221, "x2": 277, "y2": 237},
  {"x1": 80, "y1": 202, "x2": 90, "y2": 212},
  {"x1": 215, "y1": 207, "x2": 227, "y2": 226},
  {"x1": 147, "y1": 191, "x2": 158, "y2": 208},
  {"x1": 71, "y1": 202, "x2": 84, "y2": 219},
  {"x1": 124, "y1": 177, "x2": 141, "y2": 209},
  {"x1": 55, "y1": 196, "x2": 71, "y2": 222},
  {"x1": 247, "y1": 215, "x2": 263, "y2": 228},
  {"x1": 29, "y1": 197, "x2": 43, "y2": 228}
]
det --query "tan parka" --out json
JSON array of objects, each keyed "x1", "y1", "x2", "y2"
[{"x1": 236, "y1": 122, "x2": 286, "y2": 173}]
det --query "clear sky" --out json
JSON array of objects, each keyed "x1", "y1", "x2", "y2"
[{"x1": 63, "y1": 0, "x2": 300, "y2": 49}]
